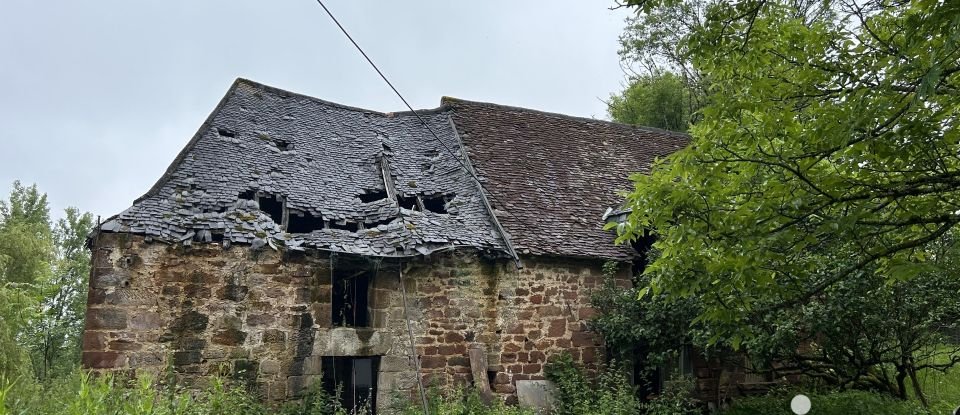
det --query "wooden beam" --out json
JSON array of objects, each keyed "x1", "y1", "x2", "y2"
[{"x1": 469, "y1": 343, "x2": 494, "y2": 404}]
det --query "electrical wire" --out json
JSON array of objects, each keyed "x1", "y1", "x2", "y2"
[{"x1": 313, "y1": 0, "x2": 537, "y2": 266}]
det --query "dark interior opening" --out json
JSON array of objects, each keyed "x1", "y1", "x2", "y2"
[
  {"x1": 358, "y1": 190, "x2": 388, "y2": 203},
  {"x1": 273, "y1": 138, "x2": 292, "y2": 151},
  {"x1": 210, "y1": 231, "x2": 224, "y2": 243},
  {"x1": 321, "y1": 356, "x2": 379, "y2": 414},
  {"x1": 287, "y1": 211, "x2": 324, "y2": 233},
  {"x1": 329, "y1": 221, "x2": 359, "y2": 233},
  {"x1": 217, "y1": 128, "x2": 236, "y2": 138},
  {"x1": 422, "y1": 194, "x2": 448, "y2": 214},
  {"x1": 238, "y1": 190, "x2": 256, "y2": 201},
  {"x1": 332, "y1": 266, "x2": 372, "y2": 327},
  {"x1": 258, "y1": 194, "x2": 284, "y2": 224},
  {"x1": 397, "y1": 195, "x2": 418, "y2": 211}
]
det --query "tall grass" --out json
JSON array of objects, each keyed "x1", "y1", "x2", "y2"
[{"x1": 0, "y1": 370, "x2": 537, "y2": 415}]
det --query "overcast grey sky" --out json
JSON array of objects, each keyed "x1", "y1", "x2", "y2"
[{"x1": 0, "y1": 1, "x2": 632, "y2": 220}]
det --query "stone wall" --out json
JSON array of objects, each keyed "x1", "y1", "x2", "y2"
[{"x1": 83, "y1": 232, "x2": 626, "y2": 411}]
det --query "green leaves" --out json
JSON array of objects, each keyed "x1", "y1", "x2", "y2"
[{"x1": 616, "y1": 0, "x2": 960, "y2": 346}]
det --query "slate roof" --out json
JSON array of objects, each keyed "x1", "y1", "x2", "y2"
[
  {"x1": 102, "y1": 79, "x2": 687, "y2": 261},
  {"x1": 445, "y1": 97, "x2": 688, "y2": 261},
  {"x1": 102, "y1": 79, "x2": 508, "y2": 257}
]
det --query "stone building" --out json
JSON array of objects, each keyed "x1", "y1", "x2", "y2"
[{"x1": 82, "y1": 79, "x2": 687, "y2": 412}]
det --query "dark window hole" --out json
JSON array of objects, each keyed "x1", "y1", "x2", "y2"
[
  {"x1": 321, "y1": 356, "x2": 379, "y2": 414},
  {"x1": 358, "y1": 190, "x2": 388, "y2": 203},
  {"x1": 487, "y1": 370, "x2": 498, "y2": 389},
  {"x1": 210, "y1": 232, "x2": 224, "y2": 243},
  {"x1": 217, "y1": 128, "x2": 236, "y2": 138},
  {"x1": 287, "y1": 211, "x2": 324, "y2": 233},
  {"x1": 329, "y1": 221, "x2": 359, "y2": 233},
  {"x1": 332, "y1": 266, "x2": 371, "y2": 327},
  {"x1": 258, "y1": 194, "x2": 284, "y2": 224},
  {"x1": 397, "y1": 195, "x2": 418, "y2": 211},
  {"x1": 238, "y1": 190, "x2": 256, "y2": 201},
  {"x1": 422, "y1": 195, "x2": 448, "y2": 214}
]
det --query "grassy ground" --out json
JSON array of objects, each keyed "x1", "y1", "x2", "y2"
[{"x1": 911, "y1": 346, "x2": 960, "y2": 414}]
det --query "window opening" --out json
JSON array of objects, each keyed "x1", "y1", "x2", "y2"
[
  {"x1": 287, "y1": 211, "x2": 324, "y2": 233},
  {"x1": 332, "y1": 264, "x2": 372, "y2": 327},
  {"x1": 321, "y1": 356, "x2": 379, "y2": 414},
  {"x1": 422, "y1": 194, "x2": 448, "y2": 214}
]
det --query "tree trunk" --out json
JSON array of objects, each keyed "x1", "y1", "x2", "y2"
[
  {"x1": 894, "y1": 365, "x2": 908, "y2": 400},
  {"x1": 907, "y1": 363, "x2": 929, "y2": 408}
]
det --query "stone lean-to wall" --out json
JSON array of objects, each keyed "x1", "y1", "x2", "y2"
[{"x1": 83, "y1": 232, "x2": 625, "y2": 410}]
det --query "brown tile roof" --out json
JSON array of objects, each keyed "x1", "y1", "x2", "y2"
[{"x1": 445, "y1": 97, "x2": 689, "y2": 261}]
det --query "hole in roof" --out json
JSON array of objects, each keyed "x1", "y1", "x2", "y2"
[
  {"x1": 358, "y1": 190, "x2": 388, "y2": 203},
  {"x1": 288, "y1": 211, "x2": 324, "y2": 233},
  {"x1": 422, "y1": 194, "x2": 449, "y2": 214},
  {"x1": 238, "y1": 190, "x2": 256, "y2": 201},
  {"x1": 329, "y1": 221, "x2": 359, "y2": 233},
  {"x1": 273, "y1": 138, "x2": 293, "y2": 151},
  {"x1": 364, "y1": 217, "x2": 396, "y2": 229},
  {"x1": 398, "y1": 195, "x2": 419, "y2": 211},
  {"x1": 425, "y1": 149, "x2": 440, "y2": 158},
  {"x1": 217, "y1": 128, "x2": 237, "y2": 138},
  {"x1": 259, "y1": 194, "x2": 284, "y2": 224}
]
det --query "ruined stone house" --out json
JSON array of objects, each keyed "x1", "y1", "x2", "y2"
[{"x1": 82, "y1": 78, "x2": 687, "y2": 412}]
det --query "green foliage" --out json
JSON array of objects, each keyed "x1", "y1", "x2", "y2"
[
  {"x1": 590, "y1": 259, "x2": 702, "y2": 372},
  {"x1": 724, "y1": 390, "x2": 928, "y2": 415},
  {"x1": 391, "y1": 386, "x2": 534, "y2": 415},
  {"x1": 0, "y1": 181, "x2": 93, "y2": 382},
  {"x1": 908, "y1": 345, "x2": 960, "y2": 414},
  {"x1": 544, "y1": 353, "x2": 641, "y2": 415},
  {"x1": 608, "y1": 72, "x2": 691, "y2": 132},
  {"x1": 639, "y1": 376, "x2": 699, "y2": 415},
  {"x1": 616, "y1": 0, "x2": 960, "y2": 348},
  {"x1": 0, "y1": 371, "x2": 274, "y2": 415}
]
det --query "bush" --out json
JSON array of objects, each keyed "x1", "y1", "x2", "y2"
[
  {"x1": 640, "y1": 376, "x2": 699, "y2": 415},
  {"x1": 389, "y1": 385, "x2": 534, "y2": 415},
  {"x1": 544, "y1": 352, "x2": 640, "y2": 415},
  {"x1": 724, "y1": 390, "x2": 929, "y2": 415}
]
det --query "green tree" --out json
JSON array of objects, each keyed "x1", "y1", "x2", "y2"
[
  {"x1": 0, "y1": 182, "x2": 93, "y2": 382},
  {"x1": 615, "y1": 0, "x2": 960, "y2": 339},
  {"x1": 608, "y1": 72, "x2": 692, "y2": 132},
  {"x1": 27, "y1": 208, "x2": 94, "y2": 380}
]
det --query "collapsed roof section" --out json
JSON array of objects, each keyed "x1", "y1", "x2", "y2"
[{"x1": 101, "y1": 79, "x2": 509, "y2": 258}]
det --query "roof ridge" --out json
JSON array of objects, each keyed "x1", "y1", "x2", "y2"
[
  {"x1": 440, "y1": 96, "x2": 690, "y2": 139},
  {"x1": 236, "y1": 78, "x2": 449, "y2": 117}
]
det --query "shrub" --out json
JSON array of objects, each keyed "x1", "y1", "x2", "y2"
[
  {"x1": 640, "y1": 375, "x2": 699, "y2": 415},
  {"x1": 389, "y1": 385, "x2": 534, "y2": 415},
  {"x1": 544, "y1": 352, "x2": 640, "y2": 415}
]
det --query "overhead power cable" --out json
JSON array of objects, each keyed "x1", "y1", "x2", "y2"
[{"x1": 313, "y1": 0, "x2": 530, "y2": 267}]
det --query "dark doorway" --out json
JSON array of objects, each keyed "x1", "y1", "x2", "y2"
[{"x1": 321, "y1": 356, "x2": 380, "y2": 414}]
